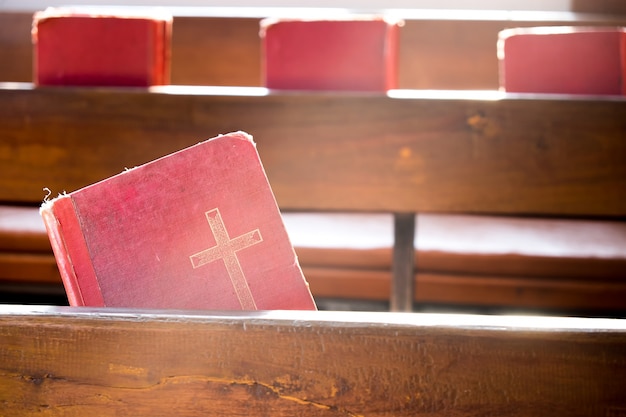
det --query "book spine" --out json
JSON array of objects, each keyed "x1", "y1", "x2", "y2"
[
  {"x1": 40, "y1": 197, "x2": 84, "y2": 306},
  {"x1": 40, "y1": 196, "x2": 105, "y2": 307}
]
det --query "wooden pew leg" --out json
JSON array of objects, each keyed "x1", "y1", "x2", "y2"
[{"x1": 391, "y1": 213, "x2": 416, "y2": 312}]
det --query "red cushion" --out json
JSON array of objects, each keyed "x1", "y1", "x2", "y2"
[
  {"x1": 32, "y1": 7, "x2": 172, "y2": 87},
  {"x1": 261, "y1": 17, "x2": 400, "y2": 91}
]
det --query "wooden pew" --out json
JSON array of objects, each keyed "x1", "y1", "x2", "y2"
[
  {"x1": 1, "y1": 305, "x2": 626, "y2": 416},
  {"x1": 1, "y1": 9, "x2": 626, "y2": 89},
  {"x1": 1, "y1": 84, "x2": 625, "y2": 313},
  {"x1": 2, "y1": 8, "x2": 625, "y2": 312}
]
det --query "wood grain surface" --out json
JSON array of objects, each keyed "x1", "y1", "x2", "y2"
[
  {"x1": 1, "y1": 85, "x2": 625, "y2": 217},
  {"x1": 1, "y1": 306, "x2": 625, "y2": 416}
]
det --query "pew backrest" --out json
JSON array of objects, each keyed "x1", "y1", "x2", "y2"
[{"x1": 1, "y1": 305, "x2": 626, "y2": 416}]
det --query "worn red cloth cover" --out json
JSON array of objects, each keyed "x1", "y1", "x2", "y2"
[
  {"x1": 498, "y1": 26, "x2": 626, "y2": 95},
  {"x1": 40, "y1": 132, "x2": 316, "y2": 310},
  {"x1": 261, "y1": 17, "x2": 401, "y2": 91},
  {"x1": 32, "y1": 7, "x2": 172, "y2": 86}
]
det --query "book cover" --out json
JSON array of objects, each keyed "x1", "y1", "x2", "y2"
[
  {"x1": 32, "y1": 7, "x2": 172, "y2": 87},
  {"x1": 498, "y1": 26, "x2": 626, "y2": 95},
  {"x1": 40, "y1": 131, "x2": 317, "y2": 310},
  {"x1": 261, "y1": 16, "x2": 401, "y2": 91}
]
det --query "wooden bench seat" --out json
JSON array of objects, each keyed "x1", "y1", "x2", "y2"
[
  {"x1": 4, "y1": 204, "x2": 626, "y2": 313},
  {"x1": 288, "y1": 213, "x2": 626, "y2": 278},
  {"x1": 0, "y1": 205, "x2": 51, "y2": 252},
  {"x1": 415, "y1": 215, "x2": 626, "y2": 312},
  {"x1": 0, "y1": 205, "x2": 60, "y2": 285},
  {"x1": 417, "y1": 214, "x2": 626, "y2": 280},
  {"x1": 287, "y1": 212, "x2": 626, "y2": 312}
]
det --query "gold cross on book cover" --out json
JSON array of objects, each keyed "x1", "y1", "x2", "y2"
[
  {"x1": 40, "y1": 131, "x2": 317, "y2": 310},
  {"x1": 190, "y1": 208, "x2": 263, "y2": 309}
]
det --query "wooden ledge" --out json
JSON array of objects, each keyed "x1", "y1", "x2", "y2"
[
  {"x1": 1, "y1": 303, "x2": 626, "y2": 330},
  {"x1": 1, "y1": 305, "x2": 625, "y2": 416}
]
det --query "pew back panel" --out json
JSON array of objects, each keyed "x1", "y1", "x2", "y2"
[
  {"x1": 1, "y1": 85, "x2": 625, "y2": 217},
  {"x1": 1, "y1": 306, "x2": 626, "y2": 416}
]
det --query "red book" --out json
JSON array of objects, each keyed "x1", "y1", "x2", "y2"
[
  {"x1": 32, "y1": 7, "x2": 172, "y2": 87},
  {"x1": 498, "y1": 26, "x2": 626, "y2": 95},
  {"x1": 261, "y1": 17, "x2": 401, "y2": 91},
  {"x1": 40, "y1": 132, "x2": 316, "y2": 310}
]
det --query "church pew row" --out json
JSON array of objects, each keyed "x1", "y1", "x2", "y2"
[
  {"x1": 1, "y1": 305, "x2": 625, "y2": 416},
  {"x1": 1, "y1": 9, "x2": 626, "y2": 90},
  {"x1": 1, "y1": 84, "x2": 625, "y2": 313}
]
